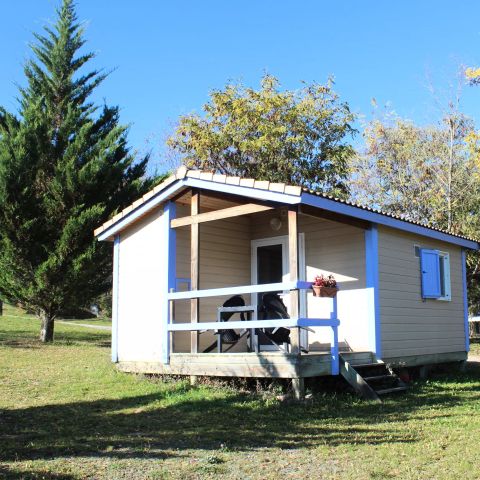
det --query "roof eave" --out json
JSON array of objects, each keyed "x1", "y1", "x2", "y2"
[
  {"x1": 96, "y1": 177, "x2": 302, "y2": 241},
  {"x1": 95, "y1": 172, "x2": 479, "y2": 250},
  {"x1": 301, "y1": 192, "x2": 480, "y2": 250},
  {"x1": 96, "y1": 179, "x2": 188, "y2": 241}
]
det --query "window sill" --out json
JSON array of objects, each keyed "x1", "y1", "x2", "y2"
[{"x1": 436, "y1": 296, "x2": 451, "y2": 302}]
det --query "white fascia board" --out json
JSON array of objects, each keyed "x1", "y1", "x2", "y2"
[
  {"x1": 97, "y1": 180, "x2": 188, "y2": 241},
  {"x1": 184, "y1": 178, "x2": 301, "y2": 205}
]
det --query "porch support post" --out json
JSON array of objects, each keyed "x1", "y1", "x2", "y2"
[
  {"x1": 292, "y1": 378, "x2": 305, "y2": 400},
  {"x1": 161, "y1": 201, "x2": 176, "y2": 364},
  {"x1": 190, "y1": 189, "x2": 200, "y2": 384},
  {"x1": 462, "y1": 249, "x2": 470, "y2": 352},
  {"x1": 111, "y1": 234, "x2": 120, "y2": 363},
  {"x1": 365, "y1": 223, "x2": 381, "y2": 358},
  {"x1": 288, "y1": 206, "x2": 301, "y2": 356}
]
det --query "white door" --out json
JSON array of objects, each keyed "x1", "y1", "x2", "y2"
[{"x1": 251, "y1": 235, "x2": 307, "y2": 350}]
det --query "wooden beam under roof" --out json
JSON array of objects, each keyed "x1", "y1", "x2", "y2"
[
  {"x1": 190, "y1": 189, "x2": 200, "y2": 360},
  {"x1": 171, "y1": 203, "x2": 274, "y2": 228},
  {"x1": 288, "y1": 205, "x2": 301, "y2": 356},
  {"x1": 288, "y1": 205, "x2": 304, "y2": 399}
]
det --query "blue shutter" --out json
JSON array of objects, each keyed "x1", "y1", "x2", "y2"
[{"x1": 420, "y1": 249, "x2": 441, "y2": 298}]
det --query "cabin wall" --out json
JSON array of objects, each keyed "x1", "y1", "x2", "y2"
[
  {"x1": 250, "y1": 210, "x2": 369, "y2": 351},
  {"x1": 116, "y1": 208, "x2": 165, "y2": 362},
  {"x1": 302, "y1": 215, "x2": 368, "y2": 351},
  {"x1": 173, "y1": 205, "x2": 251, "y2": 352},
  {"x1": 110, "y1": 194, "x2": 469, "y2": 366},
  {"x1": 378, "y1": 226, "x2": 466, "y2": 359}
]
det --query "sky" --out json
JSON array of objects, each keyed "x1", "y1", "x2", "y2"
[{"x1": 2, "y1": 1, "x2": 480, "y2": 172}]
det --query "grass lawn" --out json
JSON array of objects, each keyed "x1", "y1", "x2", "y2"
[
  {"x1": 1, "y1": 306, "x2": 480, "y2": 479},
  {"x1": 468, "y1": 339, "x2": 480, "y2": 356}
]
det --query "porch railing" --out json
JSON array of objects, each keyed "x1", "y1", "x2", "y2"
[{"x1": 163, "y1": 281, "x2": 340, "y2": 375}]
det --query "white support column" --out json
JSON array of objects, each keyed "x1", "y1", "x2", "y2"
[
  {"x1": 111, "y1": 234, "x2": 120, "y2": 362},
  {"x1": 161, "y1": 201, "x2": 176, "y2": 364},
  {"x1": 365, "y1": 224, "x2": 381, "y2": 357},
  {"x1": 462, "y1": 249, "x2": 470, "y2": 353}
]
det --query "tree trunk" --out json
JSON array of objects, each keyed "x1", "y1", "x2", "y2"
[
  {"x1": 39, "y1": 311, "x2": 55, "y2": 342},
  {"x1": 447, "y1": 117, "x2": 454, "y2": 232}
]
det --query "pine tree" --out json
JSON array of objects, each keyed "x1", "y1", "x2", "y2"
[{"x1": 0, "y1": 0, "x2": 153, "y2": 341}]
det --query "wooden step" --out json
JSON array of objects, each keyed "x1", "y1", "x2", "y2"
[
  {"x1": 363, "y1": 374, "x2": 393, "y2": 381},
  {"x1": 351, "y1": 362, "x2": 386, "y2": 369},
  {"x1": 339, "y1": 354, "x2": 408, "y2": 402},
  {"x1": 352, "y1": 364, "x2": 389, "y2": 375},
  {"x1": 376, "y1": 386, "x2": 408, "y2": 395}
]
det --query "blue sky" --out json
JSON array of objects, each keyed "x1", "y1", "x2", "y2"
[{"x1": 2, "y1": 1, "x2": 480, "y2": 171}]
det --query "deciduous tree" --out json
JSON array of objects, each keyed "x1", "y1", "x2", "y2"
[
  {"x1": 350, "y1": 110, "x2": 480, "y2": 312},
  {"x1": 168, "y1": 75, "x2": 356, "y2": 197},
  {"x1": 350, "y1": 113, "x2": 477, "y2": 232}
]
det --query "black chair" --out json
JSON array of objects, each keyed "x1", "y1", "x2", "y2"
[
  {"x1": 203, "y1": 295, "x2": 247, "y2": 353},
  {"x1": 257, "y1": 293, "x2": 291, "y2": 348}
]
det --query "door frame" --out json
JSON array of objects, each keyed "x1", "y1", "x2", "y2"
[{"x1": 250, "y1": 234, "x2": 307, "y2": 347}]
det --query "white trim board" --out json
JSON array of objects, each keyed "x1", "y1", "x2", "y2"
[
  {"x1": 250, "y1": 234, "x2": 306, "y2": 315},
  {"x1": 250, "y1": 234, "x2": 307, "y2": 350}
]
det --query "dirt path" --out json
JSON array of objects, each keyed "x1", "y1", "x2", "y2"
[{"x1": 56, "y1": 320, "x2": 111, "y2": 331}]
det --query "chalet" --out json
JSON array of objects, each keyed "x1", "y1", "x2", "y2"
[{"x1": 94, "y1": 166, "x2": 478, "y2": 399}]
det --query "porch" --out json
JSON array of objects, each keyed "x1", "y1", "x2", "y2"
[{"x1": 138, "y1": 187, "x2": 380, "y2": 389}]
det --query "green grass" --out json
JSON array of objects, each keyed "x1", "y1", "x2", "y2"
[
  {"x1": 1, "y1": 305, "x2": 480, "y2": 479},
  {"x1": 469, "y1": 339, "x2": 480, "y2": 356}
]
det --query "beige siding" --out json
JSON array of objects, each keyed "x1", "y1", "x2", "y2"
[
  {"x1": 174, "y1": 205, "x2": 251, "y2": 352},
  {"x1": 117, "y1": 209, "x2": 165, "y2": 362},
  {"x1": 173, "y1": 208, "x2": 369, "y2": 353},
  {"x1": 378, "y1": 226, "x2": 466, "y2": 359},
  {"x1": 301, "y1": 215, "x2": 368, "y2": 351},
  {"x1": 251, "y1": 210, "x2": 369, "y2": 351}
]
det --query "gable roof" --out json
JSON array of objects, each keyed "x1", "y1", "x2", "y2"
[{"x1": 94, "y1": 166, "x2": 479, "y2": 250}]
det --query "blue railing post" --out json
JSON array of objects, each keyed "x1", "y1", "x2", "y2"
[
  {"x1": 330, "y1": 295, "x2": 339, "y2": 375},
  {"x1": 161, "y1": 201, "x2": 176, "y2": 364}
]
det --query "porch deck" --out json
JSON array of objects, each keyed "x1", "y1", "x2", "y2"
[{"x1": 117, "y1": 351, "x2": 374, "y2": 378}]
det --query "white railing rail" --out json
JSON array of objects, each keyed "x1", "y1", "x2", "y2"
[
  {"x1": 164, "y1": 280, "x2": 340, "y2": 375},
  {"x1": 167, "y1": 317, "x2": 339, "y2": 331},
  {"x1": 167, "y1": 280, "x2": 312, "y2": 300}
]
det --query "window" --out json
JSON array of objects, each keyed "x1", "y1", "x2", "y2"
[
  {"x1": 419, "y1": 248, "x2": 451, "y2": 301},
  {"x1": 438, "y1": 252, "x2": 451, "y2": 301}
]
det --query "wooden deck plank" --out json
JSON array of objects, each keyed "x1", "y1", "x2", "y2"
[
  {"x1": 118, "y1": 350, "x2": 466, "y2": 378},
  {"x1": 116, "y1": 351, "x2": 353, "y2": 378}
]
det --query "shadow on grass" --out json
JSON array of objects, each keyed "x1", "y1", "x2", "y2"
[
  {"x1": 2, "y1": 366, "x2": 480, "y2": 463},
  {"x1": 0, "y1": 465, "x2": 76, "y2": 480}
]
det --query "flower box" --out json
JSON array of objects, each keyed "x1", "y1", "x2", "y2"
[
  {"x1": 312, "y1": 285, "x2": 338, "y2": 298},
  {"x1": 311, "y1": 274, "x2": 338, "y2": 297}
]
